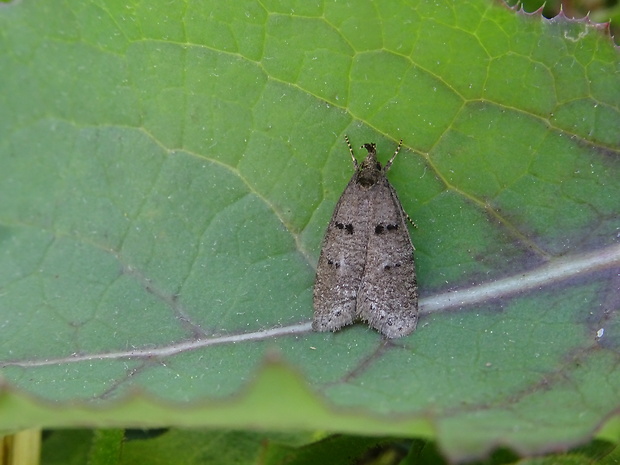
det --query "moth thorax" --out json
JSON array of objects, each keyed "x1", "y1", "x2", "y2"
[{"x1": 357, "y1": 156, "x2": 383, "y2": 187}]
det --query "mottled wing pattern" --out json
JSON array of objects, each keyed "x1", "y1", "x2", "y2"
[
  {"x1": 356, "y1": 180, "x2": 418, "y2": 338},
  {"x1": 312, "y1": 178, "x2": 372, "y2": 332}
]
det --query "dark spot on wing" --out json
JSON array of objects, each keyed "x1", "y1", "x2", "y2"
[
  {"x1": 335, "y1": 222, "x2": 353, "y2": 234},
  {"x1": 327, "y1": 259, "x2": 340, "y2": 269}
]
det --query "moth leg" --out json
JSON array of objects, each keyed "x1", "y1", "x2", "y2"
[{"x1": 404, "y1": 211, "x2": 417, "y2": 230}]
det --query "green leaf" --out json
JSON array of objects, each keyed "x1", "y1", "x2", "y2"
[
  {"x1": 41, "y1": 429, "x2": 403, "y2": 465},
  {"x1": 1, "y1": 0, "x2": 619, "y2": 462},
  {"x1": 88, "y1": 429, "x2": 124, "y2": 465}
]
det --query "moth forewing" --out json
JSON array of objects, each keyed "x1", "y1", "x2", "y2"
[
  {"x1": 356, "y1": 181, "x2": 418, "y2": 338},
  {"x1": 312, "y1": 178, "x2": 365, "y2": 332}
]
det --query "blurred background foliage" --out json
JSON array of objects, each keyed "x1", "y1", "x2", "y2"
[{"x1": 505, "y1": 0, "x2": 620, "y2": 42}]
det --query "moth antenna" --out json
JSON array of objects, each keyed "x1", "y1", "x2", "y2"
[
  {"x1": 384, "y1": 139, "x2": 403, "y2": 171},
  {"x1": 344, "y1": 135, "x2": 358, "y2": 169}
]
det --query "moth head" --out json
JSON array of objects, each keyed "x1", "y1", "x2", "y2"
[{"x1": 357, "y1": 143, "x2": 383, "y2": 187}]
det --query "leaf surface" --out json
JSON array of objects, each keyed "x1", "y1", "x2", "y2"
[{"x1": 0, "y1": 0, "x2": 619, "y2": 461}]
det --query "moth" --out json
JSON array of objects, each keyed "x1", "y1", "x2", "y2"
[{"x1": 313, "y1": 136, "x2": 418, "y2": 338}]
